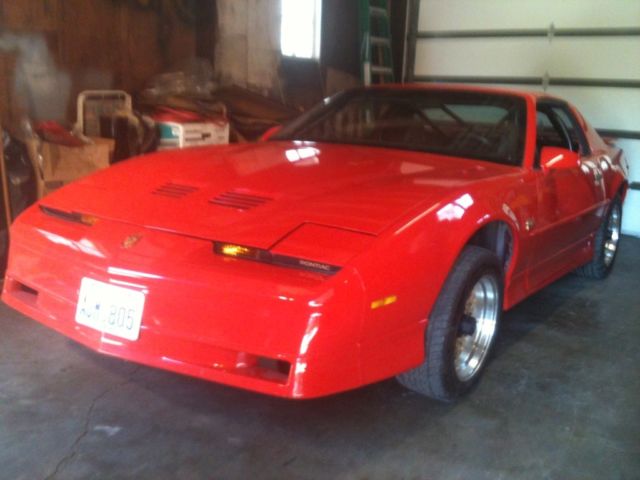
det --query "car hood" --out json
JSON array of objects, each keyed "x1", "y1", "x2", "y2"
[{"x1": 42, "y1": 141, "x2": 516, "y2": 247}]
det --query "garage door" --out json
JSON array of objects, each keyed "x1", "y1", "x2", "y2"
[{"x1": 406, "y1": 0, "x2": 640, "y2": 236}]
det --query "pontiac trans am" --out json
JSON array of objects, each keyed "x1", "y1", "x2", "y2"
[{"x1": 2, "y1": 85, "x2": 629, "y2": 401}]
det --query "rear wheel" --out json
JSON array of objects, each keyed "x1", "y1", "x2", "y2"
[
  {"x1": 576, "y1": 196, "x2": 622, "y2": 279},
  {"x1": 397, "y1": 246, "x2": 503, "y2": 402}
]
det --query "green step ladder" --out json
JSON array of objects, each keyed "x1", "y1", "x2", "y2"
[{"x1": 359, "y1": 0, "x2": 395, "y2": 85}]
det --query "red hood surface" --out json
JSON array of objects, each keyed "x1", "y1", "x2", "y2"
[{"x1": 42, "y1": 141, "x2": 517, "y2": 247}]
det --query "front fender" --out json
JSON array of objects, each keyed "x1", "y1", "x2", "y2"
[{"x1": 347, "y1": 186, "x2": 528, "y2": 386}]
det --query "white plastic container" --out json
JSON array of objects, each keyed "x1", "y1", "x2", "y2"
[{"x1": 157, "y1": 121, "x2": 229, "y2": 149}]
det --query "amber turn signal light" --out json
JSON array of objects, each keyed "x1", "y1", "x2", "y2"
[
  {"x1": 40, "y1": 206, "x2": 99, "y2": 226},
  {"x1": 214, "y1": 242, "x2": 263, "y2": 261},
  {"x1": 220, "y1": 244, "x2": 251, "y2": 257}
]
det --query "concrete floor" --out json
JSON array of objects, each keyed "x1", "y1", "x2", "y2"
[{"x1": 1, "y1": 238, "x2": 639, "y2": 480}]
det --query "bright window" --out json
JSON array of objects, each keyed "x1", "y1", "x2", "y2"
[{"x1": 280, "y1": 0, "x2": 322, "y2": 60}]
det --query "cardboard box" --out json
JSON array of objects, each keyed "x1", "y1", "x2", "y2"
[{"x1": 37, "y1": 137, "x2": 114, "y2": 197}]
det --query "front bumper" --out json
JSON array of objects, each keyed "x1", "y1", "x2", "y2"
[{"x1": 3, "y1": 207, "x2": 367, "y2": 398}]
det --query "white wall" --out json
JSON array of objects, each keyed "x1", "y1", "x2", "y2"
[
  {"x1": 215, "y1": 0, "x2": 281, "y2": 95},
  {"x1": 417, "y1": 0, "x2": 640, "y2": 31},
  {"x1": 414, "y1": 0, "x2": 640, "y2": 236}
]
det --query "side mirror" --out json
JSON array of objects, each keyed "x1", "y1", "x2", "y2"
[
  {"x1": 540, "y1": 146, "x2": 580, "y2": 173},
  {"x1": 259, "y1": 125, "x2": 282, "y2": 142}
]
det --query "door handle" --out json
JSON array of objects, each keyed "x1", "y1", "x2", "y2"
[
  {"x1": 524, "y1": 219, "x2": 535, "y2": 232},
  {"x1": 593, "y1": 170, "x2": 603, "y2": 182}
]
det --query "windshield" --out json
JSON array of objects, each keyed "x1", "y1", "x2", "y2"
[{"x1": 273, "y1": 89, "x2": 527, "y2": 166}]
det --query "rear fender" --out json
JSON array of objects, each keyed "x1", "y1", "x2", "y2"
[{"x1": 608, "y1": 150, "x2": 629, "y2": 201}]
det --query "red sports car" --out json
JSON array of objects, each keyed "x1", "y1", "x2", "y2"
[{"x1": 3, "y1": 85, "x2": 628, "y2": 401}]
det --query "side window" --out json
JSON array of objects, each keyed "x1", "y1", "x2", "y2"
[
  {"x1": 536, "y1": 110, "x2": 566, "y2": 148},
  {"x1": 535, "y1": 108, "x2": 571, "y2": 168},
  {"x1": 551, "y1": 106, "x2": 590, "y2": 155}
]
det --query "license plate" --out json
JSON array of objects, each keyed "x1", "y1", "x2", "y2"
[{"x1": 75, "y1": 278, "x2": 145, "y2": 341}]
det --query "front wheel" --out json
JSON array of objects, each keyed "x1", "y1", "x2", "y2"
[{"x1": 397, "y1": 246, "x2": 503, "y2": 402}]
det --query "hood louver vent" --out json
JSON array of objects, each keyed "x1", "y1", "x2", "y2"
[
  {"x1": 152, "y1": 182, "x2": 199, "y2": 198},
  {"x1": 210, "y1": 191, "x2": 273, "y2": 210}
]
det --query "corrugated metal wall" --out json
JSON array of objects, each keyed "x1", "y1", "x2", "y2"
[{"x1": 408, "y1": 0, "x2": 640, "y2": 236}]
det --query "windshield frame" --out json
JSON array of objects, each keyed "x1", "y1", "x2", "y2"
[{"x1": 271, "y1": 88, "x2": 528, "y2": 167}]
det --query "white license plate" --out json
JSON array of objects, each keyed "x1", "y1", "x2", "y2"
[{"x1": 75, "y1": 278, "x2": 145, "y2": 341}]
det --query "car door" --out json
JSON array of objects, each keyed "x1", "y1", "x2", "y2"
[{"x1": 528, "y1": 101, "x2": 606, "y2": 287}]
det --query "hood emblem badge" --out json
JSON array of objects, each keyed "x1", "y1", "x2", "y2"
[{"x1": 122, "y1": 234, "x2": 143, "y2": 249}]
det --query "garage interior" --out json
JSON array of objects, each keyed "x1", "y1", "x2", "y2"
[{"x1": 0, "y1": 1, "x2": 639, "y2": 479}]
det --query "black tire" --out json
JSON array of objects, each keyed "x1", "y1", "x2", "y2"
[
  {"x1": 575, "y1": 196, "x2": 622, "y2": 279},
  {"x1": 397, "y1": 246, "x2": 503, "y2": 402}
]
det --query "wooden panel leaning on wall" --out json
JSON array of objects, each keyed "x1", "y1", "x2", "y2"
[
  {"x1": 0, "y1": 125, "x2": 12, "y2": 272},
  {"x1": 0, "y1": 0, "x2": 61, "y2": 32},
  {"x1": 0, "y1": 0, "x2": 203, "y2": 126},
  {"x1": 0, "y1": 53, "x2": 16, "y2": 128}
]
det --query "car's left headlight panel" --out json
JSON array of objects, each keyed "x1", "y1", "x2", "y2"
[
  {"x1": 214, "y1": 223, "x2": 375, "y2": 275},
  {"x1": 214, "y1": 241, "x2": 341, "y2": 275}
]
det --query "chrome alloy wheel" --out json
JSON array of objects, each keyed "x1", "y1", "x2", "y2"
[
  {"x1": 454, "y1": 274, "x2": 500, "y2": 382},
  {"x1": 603, "y1": 204, "x2": 621, "y2": 267}
]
